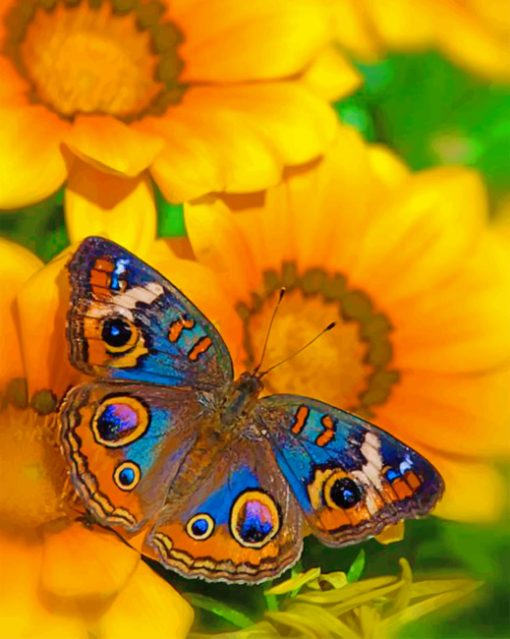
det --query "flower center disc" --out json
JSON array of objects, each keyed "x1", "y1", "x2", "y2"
[
  {"x1": 237, "y1": 264, "x2": 399, "y2": 413},
  {"x1": 7, "y1": 0, "x2": 185, "y2": 119},
  {"x1": 0, "y1": 403, "x2": 68, "y2": 530}
]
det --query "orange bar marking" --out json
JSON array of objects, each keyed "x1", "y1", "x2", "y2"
[
  {"x1": 316, "y1": 414, "x2": 335, "y2": 447},
  {"x1": 404, "y1": 471, "x2": 421, "y2": 490},
  {"x1": 168, "y1": 317, "x2": 195, "y2": 343},
  {"x1": 90, "y1": 270, "x2": 111, "y2": 288},
  {"x1": 188, "y1": 336, "x2": 212, "y2": 361},
  {"x1": 392, "y1": 479, "x2": 413, "y2": 499},
  {"x1": 291, "y1": 405, "x2": 309, "y2": 435},
  {"x1": 94, "y1": 258, "x2": 114, "y2": 273}
]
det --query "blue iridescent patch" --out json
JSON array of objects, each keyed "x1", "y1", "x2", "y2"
[
  {"x1": 191, "y1": 518, "x2": 210, "y2": 537},
  {"x1": 385, "y1": 468, "x2": 401, "y2": 482},
  {"x1": 237, "y1": 500, "x2": 274, "y2": 543},
  {"x1": 118, "y1": 466, "x2": 136, "y2": 486},
  {"x1": 97, "y1": 403, "x2": 138, "y2": 442}
]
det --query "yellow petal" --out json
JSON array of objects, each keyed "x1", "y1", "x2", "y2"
[
  {"x1": 97, "y1": 560, "x2": 193, "y2": 639},
  {"x1": 362, "y1": 0, "x2": 435, "y2": 48},
  {"x1": 289, "y1": 127, "x2": 376, "y2": 273},
  {"x1": 146, "y1": 82, "x2": 336, "y2": 201},
  {"x1": 329, "y1": 0, "x2": 381, "y2": 58},
  {"x1": 0, "y1": 239, "x2": 42, "y2": 389},
  {"x1": 0, "y1": 57, "x2": 31, "y2": 108},
  {"x1": 300, "y1": 46, "x2": 362, "y2": 102},
  {"x1": 64, "y1": 116, "x2": 164, "y2": 178},
  {"x1": 427, "y1": 454, "x2": 505, "y2": 522},
  {"x1": 16, "y1": 248, "x2": 79, "y2": 399},
  {"x1": 434, "y1": 1, "x2": 510, "y2": 81},
  {"x1": 175, "y1": 0, "x2": 329, "y2": 83},
  {"x1": 375, "y1": 521, "x2": 405, "y2": 545},
  {"x1": 366, "y1": 145, "x2": 410, "y2": 194},
  {"x1": 41, "y1": 523, "x2": 139, "y2": 599},
  {"x1": 140, "y1": 101, "x2": 279, "y2": 203},
  {"x1": 494, "y1": 195, "x2": 510, "y2": 243},
  {"x1": 65, "y1": 158, "x2": 157, "y2": 256},
  {"x1": 350, "y1": 167, "x2": 488, "y2": 306},
  {"x1": 391, "y1": 232, "x2": 510, "y2": 373},
  {"x1": 185, "y1": 199, "x2": 261, "y2": 300},
  {"x1": 0, "y1": 533, "x2": 86, "y2": 639},
  {"x1": 376, "y1": 367, "x2": 510, "y2": 458},
  {"x1": 0, "y1": 106, "x2": 68, "y2": 209},
  {"x1": 265, "y1": 567, "x2": 321, "y2": 595}
]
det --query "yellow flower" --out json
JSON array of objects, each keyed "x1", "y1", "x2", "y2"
[
  {"x1": 0, "y1": 237, "x2": 193, "y2": 638},
  {"x1": 0, "y1": 0, "x2": 352, "y2": 217},
  {"x1": 329, "y1": 0, "x2": 510, "y2": 81},
  {"x1": 190, "y1": 560, "x2": 479, "y2": 638},
  {"x1": 165, "y1": 125, "x2": 510, "y2": 523}
]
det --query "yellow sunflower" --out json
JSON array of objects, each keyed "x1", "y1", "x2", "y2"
[
  {"x1": 329, "y1": 0, "x2": 510, "y2": 81},
  {"x1": 161, "y1": 125, "x2": 510, "y2": 523},
  {"x1": 0, "y1": 0, "x2": 355, "y2": 218},
  {"x1": 0, "y1": 236, "x2": 193, "y2": 638}
]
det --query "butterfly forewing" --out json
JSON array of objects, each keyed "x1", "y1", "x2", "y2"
[
  {"x1": 255, "y1": 395, "x2": 444, "y2": 546},
  {"x1": 67, "y1": 236, "x2": 233, "y2": 390}
]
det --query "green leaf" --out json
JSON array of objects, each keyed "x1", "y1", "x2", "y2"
[
  {"x1": 347, "y1": 549, "x2": 366, "y2": 583},
  {"x1": 156, "y1": 188, "x2": 186, "y2": 237},
  {"x1": 185, "y1": 593, "x2": 255, "y2": 629}
]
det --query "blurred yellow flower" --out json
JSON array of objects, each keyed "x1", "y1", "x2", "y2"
[
  {"x1": 329, "y1": 0, "x2": 510, "y2": 81},
  {"x1": 0, "y1": 237, "x2": 193, "y2": 638},
  {"x1": 171, "y1": 125, "x2": 510, "y2": 523},
  {"x1": 190, "y1": 560, "x2": 479, "y2": 639},
  {"x1": 0, "y1": 0, "x2": 352, "y2": 218}
]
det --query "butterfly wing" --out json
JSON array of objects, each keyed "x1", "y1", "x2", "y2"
[
  {"x1": 67, "y1": 236, "x2": 233, "y2": 390},
  {"x1": 255, "y1": 395, "x2": 444, "y2": 546},
  {"x1": 144, "y1": 433, "x2": 304, "y2": 583},
  {"x1": 59, "y1": 382, "x2": 207, "y2": 532}
]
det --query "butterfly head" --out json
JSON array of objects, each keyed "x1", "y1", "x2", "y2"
[{"x1": 221, "y1": 372, "x2": 264, "y2": 427}]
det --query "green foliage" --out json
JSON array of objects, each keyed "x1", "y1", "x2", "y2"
[
  {"x1": 148, "y1": 513, "x2": 509, "y2": 638},
  {"x1": 335, "y1": 51, "x2": 510, "y2": 207},
  {"x1": 156, "y1": 187, "x2": 186, "y2": 237},
  {"x1": 0, "y1": 189, "x2": 68, "y2": 261}
]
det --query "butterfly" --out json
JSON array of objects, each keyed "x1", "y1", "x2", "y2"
[{"x1": 59, "y1": 236, "x2": 444, "y2": 584}]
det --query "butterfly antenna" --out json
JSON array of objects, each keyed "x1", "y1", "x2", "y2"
[
  {"x1": 259, "y1": 321, "x2": 336, "y2": 378},
  {"x1": 253, "y1": 287, "x2": 286, "y2": 375}
]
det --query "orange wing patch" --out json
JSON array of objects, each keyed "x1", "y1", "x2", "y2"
[
  {"x1": 188, "y1": 337, "x2": 212, "y2": 361},
  {"x1": 168, "y1": 317, "x2": 195, "y2": 343},
  {"x1": 90, "y1": 258, "x2": 115, "y2": 300},
  {"x1": 291, "y1": 405, "x2": 309, "y2": 435},
  {"x1": 316, "y1": 415, "x2": 335, "y2": 447}
]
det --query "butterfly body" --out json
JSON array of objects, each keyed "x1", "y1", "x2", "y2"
[{"x1": 59, "y1": 237, "x2": 444, "y2": 583}]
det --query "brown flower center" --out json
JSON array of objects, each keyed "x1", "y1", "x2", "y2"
[
  {"x1": 237, "y1": 263, "x2": 399, "y2": 415},
  {"x1": 4, "y1": 0, "x2": 185, "y2": 120},
  {"x1": 0, "y1": 378, "x2": 73, "y2": 531}
]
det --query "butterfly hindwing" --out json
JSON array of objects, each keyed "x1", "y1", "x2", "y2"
[
  {"x1": 67, "y1": 236, "x2": 233, "y2": 389},
  {"x1": 255, "y1": 395, "x2": 444, "y2": 546},
  {"x1": 60, "y1": 382, "x2": 205, "y2": 532},
  {"x1": 144, "y1": 434, "x2": 304, "y2": 583}
]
